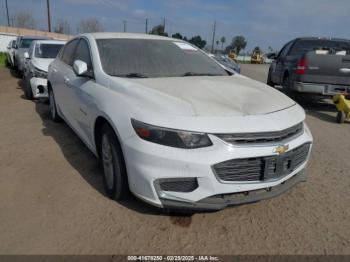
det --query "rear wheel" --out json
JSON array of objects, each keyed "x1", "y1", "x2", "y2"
[
  {"x1": 100, "y1": 124, "x2": 129, "y2": 200},
  {"x1": 267, "y1": 71, "x2": 274, "y2": 87},
  {"x1": 48, "y1": 88, "x2": 62, "y2": 122},
  {"x1": 336, "y1": 111, "x2": 346, "y2": 124}
]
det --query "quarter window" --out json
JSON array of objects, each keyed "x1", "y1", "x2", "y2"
[
  {"x1": 61, "y1": 39, "x2": 79, "y2": 66},
  {"x1": 73, "y1": 39, "x2": 92, "y2": 70}
]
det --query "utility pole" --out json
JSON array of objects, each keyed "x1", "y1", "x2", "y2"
[
  {"x1": 211, "y1": 21, "x2": 216, "y2": 53},
  {"x1": 163, "y1": 17, "x2": 165, "y2": 30},
  {"x1": 145, "y1": 18, "x2": 148, "y2": 33},
  {"x1": 46, "y1": 0, "x2": 51, "y2": 32},
  {"x1": 5, "y1": 0, "x2": 10, "y2": 26},
  {"x1": 123, "y1": 20, "x2": 127, "y2": 32}
]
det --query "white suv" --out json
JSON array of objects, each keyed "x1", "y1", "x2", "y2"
[{"x1": 47, "y1": 33, "x2": 313, "y2": 211}]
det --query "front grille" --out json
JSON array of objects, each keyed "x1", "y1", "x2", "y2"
[
  {"x1": 215, "y1": 123, "x2": 303, "y2": 145},
  {"x1": 213, "y1": 143, "x2": 311, "y2": 182},
  {"x1": 159, "y1": 178, "x2": 198, "y2": 192}
]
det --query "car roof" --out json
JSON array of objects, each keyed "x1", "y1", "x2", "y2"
[
  {"x1": 32, "y1": 40, "x2": 66, "y2": 45},
  {"x1": 86, "y1": 32, "x2": 182, "y2": 42},
  {"x1": 294, "y1": 37, "x2": 350, "y2": 42}
]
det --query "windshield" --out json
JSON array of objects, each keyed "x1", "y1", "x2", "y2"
[
  {"x1": 96, "y1": 39, "x2": 228, "y2": 78},
  {"x1": 290, "y1": 40, "x2": 350, "y2": 55},
  {"x1": 19, "y1": 39, "x2": 35, "y2": 48},
  {"x1": 35, "y1": 44, "x2": 64, "y2": 58}
]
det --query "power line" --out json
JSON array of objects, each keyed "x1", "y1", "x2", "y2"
[
  {"x1": 46, "y1": 0, "x2": 51, "y2": 32},
  {"x1": 5, "y1": 0, "x2": 10, "y2": 26}
]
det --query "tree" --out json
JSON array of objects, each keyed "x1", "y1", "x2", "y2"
[
  {"x1": 13, "y1": 11, "x2": 36, "y2": 29},
  {"x1": 188, "y1": 35, "x2": 206, "y2": 49},
  {"x1": 216, "y1": 40, "x2": 220, "y2": 52},
  {"x1": 54, "y1": 19, "x2": 71, "y2": 34},
  {"x1": 226, "y1": 35, "x2": 247, "y2": 55},
  {"x1": 220, "y1": 36, "x2": 226, "y2": 51},
  {"x1": 77, "y1": 18, "x2": 104, "y2": 33},
  {"x1": 268, "y1": 46, "x2": 274, "y2": 52},
  {"x1": 253, "y1": 46, "x2": 261, "y2": 54},
  {"x1": 172, "y1": 32, "x2": 183, "y2": 40},
  {"x1": 149, "y1": 24, "x2": 168, "y2": 36},
  {"x1": 183, "y1": 36, "x2": 188, "y2": 42}
]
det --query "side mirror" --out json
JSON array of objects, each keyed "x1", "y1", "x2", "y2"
[
  {"x1": 24, "y1": 52, "x2": 29, "y2": 59},
  {"x1": 13, "y1": 44, "x2": 18, "y2": 49},
  {"x1": 73, "y1": 60, "x2": 93, "y2": 78}
]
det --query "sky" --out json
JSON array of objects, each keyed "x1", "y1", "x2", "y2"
[{"x1": 1, "y1": 0, "x2": 350, "y2": 52}]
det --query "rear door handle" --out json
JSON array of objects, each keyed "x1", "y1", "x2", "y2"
[{"x1": 340, "y1": 68, "x2": 350, "y2": 74}]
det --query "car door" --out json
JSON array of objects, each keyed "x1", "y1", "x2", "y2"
[
  {"x1": 63, "y1": 38, "x2": 97, "y2": 148},
  {"x1": 271, "y1": 41, "x2": 294, "y2": 84},
  {"x1": 52, "y1": 38, "x2": 79, "y2": 123}
]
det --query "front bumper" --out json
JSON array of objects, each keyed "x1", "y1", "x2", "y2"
[
  {"x1": 122, "y1": 123, "x2": 313, "y2": 210},
  {"x1": 30, "y1": 77, "x2": 48, "y2": 98},
  {"x1": 160, "y1": 170, "x2": 307, "y2": 211},
  {"x1": 292, "y1": 81, "x2": 350, "y2": 95}
]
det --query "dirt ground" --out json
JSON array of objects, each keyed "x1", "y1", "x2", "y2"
[{"x1": 0, "y1": 64, "x2": 349, "y2": 255}]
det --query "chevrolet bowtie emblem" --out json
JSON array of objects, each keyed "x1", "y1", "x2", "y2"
[{"x1": 274, "y1": 145, "x2": 289, "y2": 155}]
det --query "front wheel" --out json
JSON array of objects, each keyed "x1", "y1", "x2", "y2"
[
  {"x1": 23, "y1": 74, "x2": 33, "y2": 100},
  {"x1": 48, "y1": 88, "x2": 62, "y2": 122},
  {"x1": 100, "y1": 124, "x2": 129, "y2": 200},
  {"x1": 336, "y1": 111, "x2": 346, "y2": 124}
]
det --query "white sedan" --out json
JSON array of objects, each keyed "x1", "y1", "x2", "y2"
[
  {"x1": 47, "y1": 33, "x2": 313, "y2": 211},
  {"x1": 22, "y1": 40, "x2": 66, "y2": 100}
]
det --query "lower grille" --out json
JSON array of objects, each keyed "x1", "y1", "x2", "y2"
[
  {"x1": 214, "y1": 143, "x2": 311, "y2": 182},
  {"x1": 159, "y1": 178, "x2": 198, "y2": 192}
]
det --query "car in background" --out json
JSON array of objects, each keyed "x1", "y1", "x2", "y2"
[
  {"x1": 22, "y1": 40, "x2": 66, "y2": 100},
  {"x1": 208, "y1": 53, "x2": 241, "y2": 73},
  {"x1": 6, "y1": 40, "x2": 17, "y2": 67},
  {"x1": 263, "y1": 52, "x2": 277, "y2": 64},
  {"x1": 47, "y1": 33, "x2": 313, "y2": 211},
  {"x1": 13, "y1": 35, "x2": 51, "y2": 76},
  {"x1": 267, "y1": 37, "x2": 350, "y2": 96}
]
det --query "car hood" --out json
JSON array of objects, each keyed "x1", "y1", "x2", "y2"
[
  {"x1": 124, "y1": 75, "x2": 295, "y2": 117},
  {"x1": 32, "y1": 58, "x2": 53, "y2": 72}
]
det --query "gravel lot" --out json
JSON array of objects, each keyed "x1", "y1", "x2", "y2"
[{"x1": 0, "y1": 64, "x2": 349, "y2": 255}]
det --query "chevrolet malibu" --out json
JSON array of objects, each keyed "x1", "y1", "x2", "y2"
[{"x1": 47, "y1": 33, "x2": 313, "y2": 211}]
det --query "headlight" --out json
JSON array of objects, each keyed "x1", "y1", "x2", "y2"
[
  {"x1": 131, "y1": 119, "x2": 212, "y2": 149},
  {"x1": 32, "y1": 67, "x2": 47, "y2": 78}
]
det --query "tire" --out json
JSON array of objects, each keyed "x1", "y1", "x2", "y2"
[
  {"x1": 23, "y1": 74, "x2": 33, "y2": 100},
  {"x1": 267, "y1": 71, "x2": 274, "y2": 87},
  {"x1": 336, "y1": 111, "x2": 346, "y2": 124},
  {"x1": 100, "y1": 124, "x2": 129, "y2": 200},
  {"x1": 282, "y1": 74, "x2": 296, "y2": 98},
  {"x1": 48, "y1": 88, "x2": 62, "y2": 122}
]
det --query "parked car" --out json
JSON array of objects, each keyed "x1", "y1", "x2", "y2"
[
  {"x1": 267, "y1": 37, "x2": 350, "y2": 96},
  {"x1": 22, "y1": 40, "x2": 66, "y2": 100},
  {"x1": 263, "y1": 52, "x2": 277, "y2": 64},
  {"x1": 47, "y1": 33, "x2": 313, "y2": 211},
  {"x1": 208, "y1": 53, "x2": 241, "y2": 73},
  {"x1": 6, "y1": 40, "x2": 17, "y2": 67},
  {"x1": 13, "y1": 35, "x2": 51, "y2": 76}
]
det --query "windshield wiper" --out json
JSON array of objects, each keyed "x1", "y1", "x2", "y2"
[
  {"x1": 182, "y1": 72, "x2": 222, "y2": 77},
  {"x1": 116, "y1": 73, "x2": 148, "y2": 78}
]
